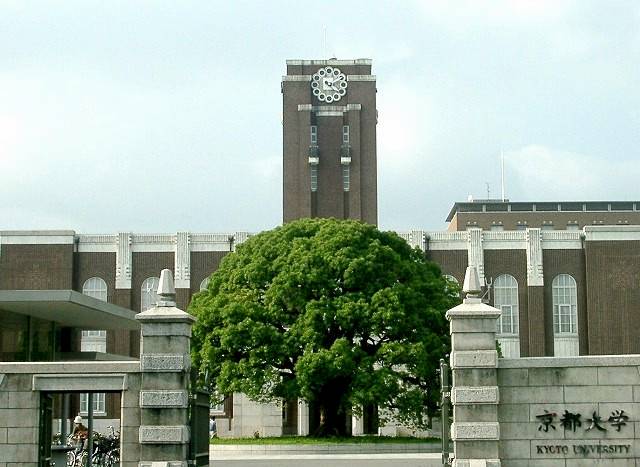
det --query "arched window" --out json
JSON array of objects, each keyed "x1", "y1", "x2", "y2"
[
  {"x1": 82, "y1": 277, "x2": 107, "y2": 302},
  {"x1": 443, "y1": 274, "x2": 460, "y2": 298},
  {"x1": 141, "y1": 277, "x2": 160, "y2": 312},
  {"x1": 443, "y1": 274, "x2": 458, "y2": 284},
  {"x1": 200, "y1": 277, "x2": 210, "y2": 292},
  {"x1": 80, "y1": 277, "x2": 109, "y2": 414},
  {"x1": 494, "y1": 274, "x2": 519, "y2": 335},
  {"x1": 494, "y1": 274, "x2": 520, "y2": 358},
  {"x1": 552, "y1": 274, "x2": 578, "y2": 335},
  {"x1": 81, "y1": 278, "x2": 107, "y2": 349},
  {"x1": 552, "y1": 274, "x2": 579, "y2": 356}
]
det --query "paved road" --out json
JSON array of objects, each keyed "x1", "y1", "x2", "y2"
[{"x1": 211, "y1": 453, "x2": 443, "y2": 467}]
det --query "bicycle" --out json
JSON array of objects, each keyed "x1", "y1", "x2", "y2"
[{"x1": 65, "y1": 426, "x2": 120, "y2": 467}]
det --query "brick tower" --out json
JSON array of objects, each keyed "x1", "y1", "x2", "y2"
[{"x1": 282, "y1": 59, "x2": 377, "y2": 225}]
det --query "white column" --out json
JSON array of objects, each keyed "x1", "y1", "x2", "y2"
[
  {"x1": 297, "y1": 400, "x2": 309, "y2": 436},
  {"x1": 409, "y1": 230, "x2": 425, "y2": 250},
  {"x1": 174, "y1": 232, "x2": 191, "y2": 289},
  {"x1": 526, "y1": 228, "x2": 544, "y2": 287},
  {"x1": 467, "y1": 228, "x2": 485, "y2": 286},
  {"x1": 116, "y1": 232, "x2": 132, "y2": 289}
]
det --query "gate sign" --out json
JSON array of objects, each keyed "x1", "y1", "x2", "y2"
[{"x1": 533, "y1": 408, "x2": 632, "y2": 458}]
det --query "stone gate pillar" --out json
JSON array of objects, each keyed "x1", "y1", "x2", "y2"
[
  {"x1": 136, "y1": 269, "x2": 195, "y2": 467},
  {"x1": 446, "y1": 266, "x2": 501, "y2": 467}
]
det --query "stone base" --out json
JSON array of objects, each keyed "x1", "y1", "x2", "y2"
[
  {"x1": 452, "y1": 460, "x2": 500, "y2": 467},
  {"x1": 139, "y1": 461, "x2": 187, "y2": 467}
]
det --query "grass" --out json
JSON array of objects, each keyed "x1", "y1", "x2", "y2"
[{"x1": 210, "y1": 435, "x2": 439, "y2": 445}]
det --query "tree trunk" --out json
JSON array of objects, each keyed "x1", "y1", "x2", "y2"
[{"x1": 312, "y1": 383, "x2": 350, "y2": 437}]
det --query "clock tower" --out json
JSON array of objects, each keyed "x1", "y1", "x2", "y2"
[{"x1": 282, "y1": 59, "x2": 378, "y2": 225}]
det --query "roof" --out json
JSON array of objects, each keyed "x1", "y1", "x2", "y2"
[
  {"x1": 0, "y1": 290, "x2": 139, "y2": 330},
  {"x1": 286, "y1": 59, "x2": 372, "y2": 66},
  {"x1": 446, "y1": 201, "x2": 640, "y2": 222}
]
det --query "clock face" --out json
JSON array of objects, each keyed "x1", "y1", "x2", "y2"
[{"x1": 311, "y1": 66, "x2": 347, "y2": 103}]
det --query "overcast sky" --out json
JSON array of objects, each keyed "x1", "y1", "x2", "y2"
[{"x1": 1, "y1": 1, "x2": 639, "y2": 233}]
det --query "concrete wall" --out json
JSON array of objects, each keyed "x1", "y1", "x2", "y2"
[
  {"x1": 216, "y1": 393, "x2": 284, "y2": 439},
  {"x1": 447, "y1": 283, "x2": 640, "y2": 466},
  {"x1": 0, "y1": 361, "x2": 141, "y2": 467},
  {"x1": 0, "y1": 373, "x2": 39, "y2": 466},
  {"x1": 497, "y1": 356, "x2": 640, "y2": 466},
  {"x1": 225, "y1": 393, "x2": 282, "y2": 438}
]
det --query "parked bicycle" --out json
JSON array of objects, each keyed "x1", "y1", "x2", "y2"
[{"x1": 65, "y1": 425, "x2": 120, "y2": 467}]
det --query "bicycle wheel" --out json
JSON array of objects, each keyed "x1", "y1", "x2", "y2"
[
  {"x1": 65, "y1": 450, "x2": 76, "y2": 467},
  {"x1": 104, "y1": 451, "x2": 118, "y2": 467},
  {"x1": 77, "y1": 450, "x2": 87, "y2": 467}
]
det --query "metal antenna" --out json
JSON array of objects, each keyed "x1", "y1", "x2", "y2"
[
  {"x1": 323, "y1": 27, "x2": 327, "y2": 59},
  {"x1": 501, "y1": 149, "x2": 505, "y2": 201},
  {"x1": 486, "y1": 182, "x2": 490, "y2": 199}
]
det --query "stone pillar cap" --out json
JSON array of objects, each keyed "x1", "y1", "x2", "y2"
[
  {"x1": 157, "y1": 269, "x2": 176, "y2": 307},
  {"x1": 463, "y1": 266, "x2": 482, "y2": 298},
  {"x1": 136, "y1": 269, "x2": 196, "y2": 324},
  {"x1": 447, "y1": 266, "x2": 501, "y2": 320}
]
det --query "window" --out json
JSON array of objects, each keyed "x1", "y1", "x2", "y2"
[
  {"x1": 81, "y1": 278, "x2": 107, "y2": 352},
  {"x1": 490, "y1": 224, "x2": 504, "y2": 231},
  {"x1": 443, "y1": 274, "x2": 460, "y2": 299},
  {"x1": 210, "y1": 390, "x2": 226, "y2": 415},
  {"x1": 494, "y1": 274, "x2": 519, "y2": 335},
  {"x1": 342, "y1": 125, "x2": 350, "y2": 144},
  {"x1": 443, "y1": 274, "x2": 459, "y2": 284},
  {"x1": 141, "y1": 277, "x2": 160, "y2": 312},
  {"x1": 80, "y1": 393, "x2": 106, "y2": 415},
  {"x1": 310, "y1": 126, "x2": 317, "y2": 145},
  {"x1": 200, "y1": 277, "x2": 210, "y2": 292},
  {"x1": 82, "y1": 277, "x2": 107, "y2": 301},
  {"x1": 553, "y1": 274, "x2": 578, "y2": 334},
  {"x1": 310, "y1": 165, "x2": 318, "y2": 192},
  {"x1": 342, "y1": 165, "x2": 350, "y2": 192}
]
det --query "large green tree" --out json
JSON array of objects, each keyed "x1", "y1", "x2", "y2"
[{"x1": 190, "y1": 218, "x2": 458, "y2": 436}]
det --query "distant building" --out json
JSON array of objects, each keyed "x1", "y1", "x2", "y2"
[{"x1": 447, "y1": 199, "x2": 640, "y2": 231}]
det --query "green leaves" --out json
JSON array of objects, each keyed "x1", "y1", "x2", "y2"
[{"x1": 189, "y1": 218, "x2": 458, "y2": 430}]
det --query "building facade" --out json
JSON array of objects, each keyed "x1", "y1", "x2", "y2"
[
  {"x1": 282, "y1": 59, "x2": 377, "y2": 224},
  {"x1": 3, "y1": 219, "x2": 640, "y2": 435}
]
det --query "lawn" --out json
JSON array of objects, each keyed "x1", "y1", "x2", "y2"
[{"x1": 210, "y1": 436, "x2": 439, "y2": 445}]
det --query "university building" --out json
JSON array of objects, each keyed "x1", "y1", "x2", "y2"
[{"x1": 2, "y1": 59, "x2": 640, "y2": 439}]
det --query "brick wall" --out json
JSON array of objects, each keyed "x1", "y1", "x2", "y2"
[
  {"x1": 584, "y1": 241, "x2": 640, "y2": 355},
  {"x1": 0, "y1": 244, "x2": 74, "y2": 290},
  {"x1": 427, "y1": 250, "x2": 467, "y2": 283}
]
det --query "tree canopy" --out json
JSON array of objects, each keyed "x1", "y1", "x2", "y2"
[{"x1": 190, "y1": 218, "x2": 459, "y2": 435}]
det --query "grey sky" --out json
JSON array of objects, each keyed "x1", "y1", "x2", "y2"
[{"x1": 1, "y1": 1, "x2": 639, "y2": 233}]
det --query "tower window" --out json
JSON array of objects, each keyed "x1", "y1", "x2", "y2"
[
  {"x1": 342, "y1": 165, "x2": 350, "y2": 192},
  {"x1": 310, "y1": 126, "x2": 317, "y2": 145},
  {"x1": 310, "y1": 165, "x2": 318, "y2": 192},
  {"x1": 342, "y1": 125, "x2": 350, "y2": 144}
]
